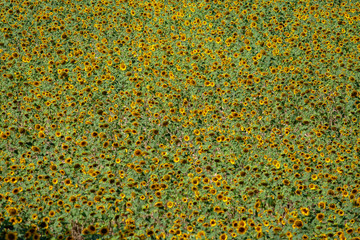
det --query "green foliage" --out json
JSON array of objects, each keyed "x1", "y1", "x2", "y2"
[{"x1": 0, "y1": 0, "x2": 360, "y2": 239}]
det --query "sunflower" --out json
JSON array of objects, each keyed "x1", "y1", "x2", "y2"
[
  {"x1": 82, "y1": 228, "x2": 90, "y2": 235},
  {"x1": 12, "y1": 188, "x2": 19, "y2": 194},
  {"x1": 318, "y1": 201, "x2": 326, "y2": 209},
  {"x1": 146, "y1": 229, "x2": 154, "y2": 237},
  {"x1": 220, "y1": 233, "x2": 227, "y2": 240},
  {"x1": 311, "y1": 174, "x2": 318, "y2": 180},
  {"x1": 293, "y1": 219, "x2": 303, "y2": 228},
  {"x1": 24, "y1": 232, "x2": 31, "y2": 239},
  {"x1": 64, "y1": 179, "x2": 72, "y2": 186},
  {"x1": 39, "y1": 221, "x2": 48, "y2": 229},
  {"x1": 195, "y1": 167, "x2": 202, "y2": 174},
  {"x1": 103, "y1": 141, "x2": 110, "y2": 148},
  {"x1": 134, "y1": 149, "x2": 142, "y2": 156},
  {"x1": 255, "y1": 232, "x2": 263, "y2": 238},
  {"x1": 31, "y1": 213, "x2": 38, "y2": 220},
  {"x1": 38, "y1": 131, "x2": 45, "y2": 138},
  {"x1": 7, "y1": 207, "x2": 18, "y2": 216},
  {"x1": 237, "y1": 226, "x2": 247, "y2": 234},
  {"x1": 49, "y1": 210, "x2": 55, "y2": 217},
  {"x1": 338, "y1": 210, "x2": 344, "y2": 216},
  {"x1": 120, "y1": 63, "x2": 126, "y2": 71},
  {"x1": 283, "y1": 179, "x2": 290, "y2": 185},
  {"x1": 167, "y1": 201, "x2": 174, "y2": 208},
  {"x1": 300, "y1": 207, "x2": 310, "y2": 216},
  {"x1": 155, "y1": 202, "x2": 163, "y2": 207},
  {"x1": 87, "y1": 225, "x2": 96, "y2": 234},
  {"x1": 69, "y1": 196, "x2": 77, "y2": 202},
  {"x1": 196, "y1": 231, "x2": 206, "y2": 238},
  {"x1": 62, "y1": 144, "x2": 69, "y2": 150},
  {"x1": 5, "y1": 231, "x2": 18, "y2": 240},
  {"x1": 99, "y1": 226, "x2": 109, "y2": 236},
  {"x1": 329, "y1": 203, "x2": 336, "y2": 210},
  {"x1": 31, "y1": 146, "x2": 40, "y2": 152},
  {"x1": 273, "y1": 226, "x2": 282, "y2": 234},
  {"x1": 316, "y1": 213, "x2": 325, "y2": 222}
]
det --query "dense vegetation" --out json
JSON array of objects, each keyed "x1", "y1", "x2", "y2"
[{"x1": 0, "y1": 0, "x2": 360, "y2": 239}]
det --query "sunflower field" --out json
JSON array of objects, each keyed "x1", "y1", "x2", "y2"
[{"x1": 0, "y1": 0, "x2": 360, "y2": 239}]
